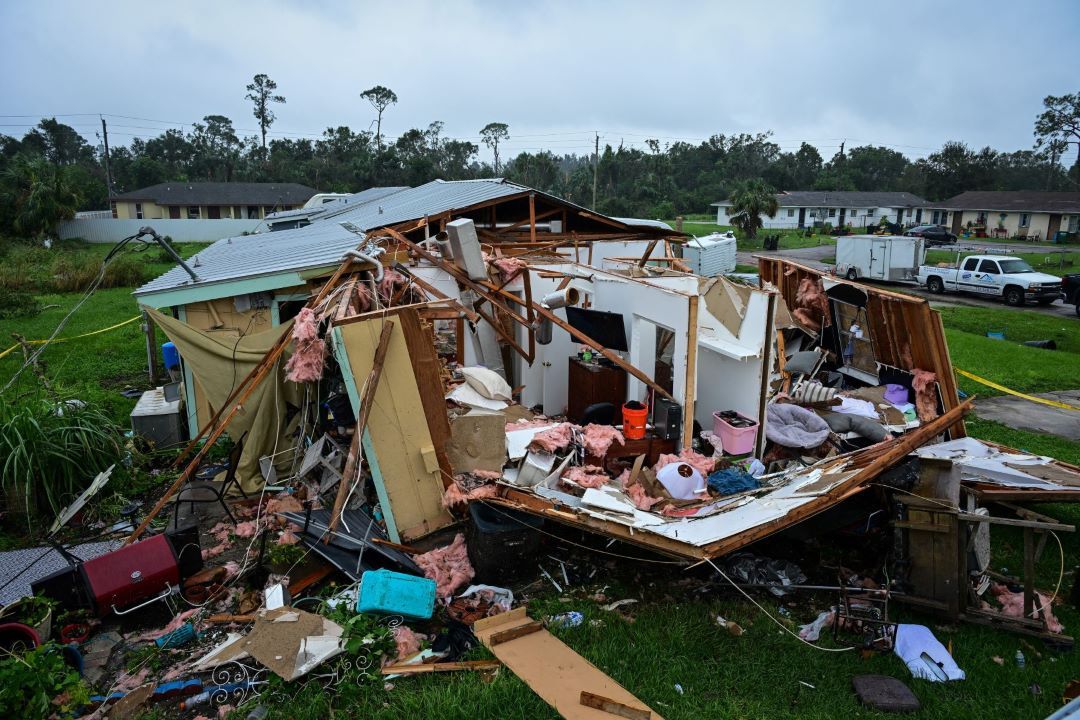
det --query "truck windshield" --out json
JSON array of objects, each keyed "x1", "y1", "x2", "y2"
[{"x1": 998, "y1": 259, "x2": 1035, "y2": 273}]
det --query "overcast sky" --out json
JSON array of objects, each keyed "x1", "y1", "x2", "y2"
[{"x1": 2, "y1": 0, "x2": 1078, "y2": 163}]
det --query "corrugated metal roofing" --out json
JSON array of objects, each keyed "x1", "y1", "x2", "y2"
[{"x1": 134, "y1": 179, "x2": 529, "y2": 298}]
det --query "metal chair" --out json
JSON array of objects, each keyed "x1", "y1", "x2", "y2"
[{"x1": 173, "y1": 432, "x2": 248, "y2": 526}]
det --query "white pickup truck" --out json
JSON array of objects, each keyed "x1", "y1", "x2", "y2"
[{"x1": 916, "y1": 255, "x2": 1063, "y2": 306}]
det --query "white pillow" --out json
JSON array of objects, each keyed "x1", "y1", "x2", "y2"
[{"x1": 460, "y1": 366, "x2": 512, "y2": 401}]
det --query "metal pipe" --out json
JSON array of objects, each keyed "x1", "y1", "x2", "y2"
[
  {"x1": 342, "y1": 248, "x2": 385, "y2": 283},
  {"x1": 541, "y1": 288, "x2": 580, "y2": 309},
  {"x1": 138, "y1": 226, "x2": 199, "y2": 282}
]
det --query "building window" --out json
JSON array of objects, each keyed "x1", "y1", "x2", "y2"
[
  {"x1": 247, "y1": 206, "x2": 260, "y2": 219},
  {"x1": 976, "y1": 211, "x2": 988, "y2": 225},
  {"x1": 187, "y1": 206, "x2": 201, "y2": 219},
  {"x1": 787, "y1": 208, "x2": 795, "y2": 217},
  {"x1": 866, "y1": 208, "x2": 876, "y2": 216},
  {"x1": 110, "y1": 201, "x2": 117, "y2": 219},
  {"x1": 135, "y1": 203, "x2": 144, "y2": 220},
  {"x1": 233, "y1": 205, "x2": 242, "y2": 219},
  {"x1": 828, "y1": 208, "x2": 836, "y2": 218},
  {"x1": 1019, "y1": 213, "x2": 1030, "y2": 228}
]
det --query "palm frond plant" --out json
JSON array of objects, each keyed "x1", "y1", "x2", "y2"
[
  {"x1": 0, "y1": 393, "x2": 123, "y2": 525},
  {"x1": 726, "y1": 179, "x2": 779, "y2": 240}
]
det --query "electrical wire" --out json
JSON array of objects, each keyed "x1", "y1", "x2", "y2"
[{"x1": 704, "y1": 558, "x2": 856, "y2": 653}]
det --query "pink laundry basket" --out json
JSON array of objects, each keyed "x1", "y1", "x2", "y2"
[{"x1": 712, "y1": 411, "x2": 759, "y2": 456}]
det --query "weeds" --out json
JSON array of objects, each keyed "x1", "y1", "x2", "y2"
[{"x1": 0, "y1": 392, "x2": 124, "y2": 524}]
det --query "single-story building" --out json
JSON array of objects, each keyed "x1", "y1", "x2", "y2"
[
  {"x1": 931, "y1": 191, "x2": 1080, "y2": 241},
  {"x1": 110, "y1": 182, "x2": 318, "y2": 221},
  {"x1": 712, "y1": 191, "x2": 929, "y2": 230},
  {"x1": 264, "y1": 187, "x2": 409, "y2": 231}
]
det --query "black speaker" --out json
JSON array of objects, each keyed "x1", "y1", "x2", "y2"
[
  {"x1": 652, "y1": 397, "x2": 682, "y2": 441},
  {"x1": 166, "y1": 522, "x2": 204, "y2": 580},
  {"x1": 31, "y1": 564, "x2": 91, "y2": 611}
]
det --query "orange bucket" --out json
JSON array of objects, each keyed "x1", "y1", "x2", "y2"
[{"x1": 622, "y1": 401, "x2": 648, "y2": 440}]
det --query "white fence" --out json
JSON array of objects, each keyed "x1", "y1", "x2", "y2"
[{"x1": 58, "y1": 217, "x2": 267, "y2": 243}]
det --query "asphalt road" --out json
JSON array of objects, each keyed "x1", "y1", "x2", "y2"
[{"x1": 737, "y1": 245, "x2": 1079, "y2": 319}]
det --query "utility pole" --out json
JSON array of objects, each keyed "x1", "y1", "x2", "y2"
[
  {"x1": 592, "y1": 132, "x2": 599, "y2": 209},
  {"x1": 100, "y1": 116, "x2": 113, "y2": 198}
]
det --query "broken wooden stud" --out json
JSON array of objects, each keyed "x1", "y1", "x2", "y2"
[
  {"x1": 580, "y1": 691, "x2": 652, "y2": 720},
  {"x1": 488, "y1": 620, "x2": 543, "y2": 646},
  {"x1": 380, "y1": 660, "x2": 502, "y2": 675}
]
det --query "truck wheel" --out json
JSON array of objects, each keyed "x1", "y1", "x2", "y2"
[
  {"x1": 1004, "y1": 286, "x2": 1024, "y2": 306},
  {"x1": 927, "y1": 276, "x2": 944, "y2": 294},
  {"x1": 846, "y1": 268, "x2": 858, "y2": 280}
]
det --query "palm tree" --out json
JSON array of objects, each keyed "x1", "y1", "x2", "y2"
[
  {"x1": 726, "y1": 179, "x2": 779, "y2": 239},
  {"x1": 1, "y1": 154, "x2": 82, "y2": 241}
]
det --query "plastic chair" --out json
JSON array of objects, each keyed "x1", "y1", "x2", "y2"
[{"x1": 173, "y1": 432, "x2": 248, "y2": 526}]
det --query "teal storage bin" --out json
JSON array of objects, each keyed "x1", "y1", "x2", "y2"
[{"x1": 356, "y1": 569, "x2": 436, "y2": 619}]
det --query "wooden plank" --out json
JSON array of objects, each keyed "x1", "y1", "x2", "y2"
[
  {"x1": 682, "y1": 295, "x2": 699, "y2": 449},
  {"x1": 580, "y1": 691, "x2": 652, "y2": 720},
  {"x1": 328, "y1": 321, "x2": 395, "y2": 535},
  {"x1": 529, "y1": 192, "x2": 538, "y2": 245},
  {"x1": 475, "y1": 607, "x2": 664, "y2": 720},
  {"x1": 381, "y1": 660, "x2": 502, "y2": 675},
  {"x1": 489, "y1": 620, "x2": 544, "y2": 646},
  {"x1": 397, "y1": 309, "x2": 455, "y2": 488},
  {"x1": 636, "y1": 238, "x2": 660, "y2": 268}
]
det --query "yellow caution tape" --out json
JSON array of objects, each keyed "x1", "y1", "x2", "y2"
[
  {"x1": 954, "y1": 367, "x2": 1080, "y2": 412},
  {"x1": 0, "y1": 315, "x2": 142, "y2": 361}
]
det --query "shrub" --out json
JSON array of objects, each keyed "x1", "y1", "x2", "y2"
[
  {"x1": 0, "y1": 394, "x2": 123, "y2": 523},
  {"x1": 0, "y1": 287, "x2": 41, "y2": 319},
  {"x1": 102, "y1": 255, "x2": 148, "y2": 288},
  {"x1": 0, "y1": 643, "x2": 90, "y2": 718}
]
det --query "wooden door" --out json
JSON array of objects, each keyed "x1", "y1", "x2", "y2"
[
  {"x1": 1048, "y1": 213, "x2": 1062, "y2": 240},
  {"x1": 169, "y1": 206, "x2": 181, "y2": 219},
  {"x1": 208, "y1": 206, "x2": 221, "y2": 219},
  {"x1": 798, "y1": 208, "x2": 806, "y2": 228}
]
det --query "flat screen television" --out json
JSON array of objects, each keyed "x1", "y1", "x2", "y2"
[{"x1": 564, "y1": 307, "x2": 628, "y2": 352}]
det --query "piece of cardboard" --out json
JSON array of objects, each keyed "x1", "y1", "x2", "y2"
[
  {"x1": 474, "y1": 607, "x2": 663, "y2": 720},
  {"x1": 448, "y1": 410, "x2": 508, "y2": 474},
  {"x1": 200, "y1": 607, "x2": 344, "y2": 681}
]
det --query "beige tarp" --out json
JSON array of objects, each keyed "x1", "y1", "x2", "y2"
[{"x1": 144, "y1": 307, "x2": 302, "y2": 493}]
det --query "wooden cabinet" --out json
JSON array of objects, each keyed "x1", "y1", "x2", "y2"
[{"x1": 566, "y1": 357, "x2": 627, "y2": 423}]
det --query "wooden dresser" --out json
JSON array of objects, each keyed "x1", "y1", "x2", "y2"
[{"x1": 567, "y1": 357, "x2": 627, "y2": 423}]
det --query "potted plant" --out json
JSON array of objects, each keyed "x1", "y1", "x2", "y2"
[{"x1": 0, "y1": 595, "x2": 56, "y2": 641}]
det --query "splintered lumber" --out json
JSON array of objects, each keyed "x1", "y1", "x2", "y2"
[
  {"x1": 580, "y1": 691, "x2": 652, "y2": 720},
  {"x1": 378, "y1": 227, "x2": 672, "y2": 401},
  {"x1": 475, "y1": 607, "x2": 663, "y2": 720},
  {"x1": 380, "y1": 660, "x2": 502, "y2": 675},
  {"x1": 206, "y1": 614, "x2": 256, "y2": 624},
  {"x1": 488, "y1": 620, "x2": 543, "y2": 646},
  {"x1": 327, "y1": 320, "x2": 395, "y2": 535}
]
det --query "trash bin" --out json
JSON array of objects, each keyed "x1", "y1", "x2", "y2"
[
  {"x1": 763, "y1": 235, "x2": 780, "y2": 251},
  {"x1": 1054, "y1": 231, "x2": 1069, "y2": 244}
]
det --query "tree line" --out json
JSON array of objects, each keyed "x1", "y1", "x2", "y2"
[{"x1": 1, "y1": 75, "x2": 1077, "y2": 240}]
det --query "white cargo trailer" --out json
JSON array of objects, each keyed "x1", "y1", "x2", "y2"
[{"x1": 834, "y1": 235, "x2": 925, "y2": 282}]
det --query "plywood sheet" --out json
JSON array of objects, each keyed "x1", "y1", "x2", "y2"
[
  {"x1": 474, "y1": 607, "x2": 663, "y2": 720},
  {"x1": 335, "y1": 319, "x2": 454, "y2": 541}
]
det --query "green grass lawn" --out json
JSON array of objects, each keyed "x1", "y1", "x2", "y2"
[
  {"x1": 924, "y1": 248, "x2": 1079, "y2": 278},
  {"x1": 0, "y1": 240, "x2": 209, "y2": 422},
  {"x1": 666, "y1": 220, "x2": 836, "y2": 252}
]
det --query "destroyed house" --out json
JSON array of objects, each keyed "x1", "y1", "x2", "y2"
[{"x1": 132, "y1": 179, "x2": 1080, "y2": 644}]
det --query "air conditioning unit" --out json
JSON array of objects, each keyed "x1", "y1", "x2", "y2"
[{"x1": 682, "y1": 232, "x2": 737, "y2": 277}]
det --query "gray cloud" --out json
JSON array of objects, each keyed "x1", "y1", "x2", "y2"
[{"x1": 1, "y1": 0, "x2": 1077, "y2": 161}]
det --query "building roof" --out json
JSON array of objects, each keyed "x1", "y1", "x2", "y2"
[
  {"x1": 112, "y1": 182, "x2": 318, "y2": 206},
  {"x1": 135, "y1": 179, "x2": 645, "y2": 303},
  {"x1": 712, "y1": 191, "x2": 928, "y2": 208},
  {"x1": 937, "y1": 191, "x2": 1080, "y2": 213},
  {"x1": 265, "y1": 188, "x2": 409, "y2": 224}
]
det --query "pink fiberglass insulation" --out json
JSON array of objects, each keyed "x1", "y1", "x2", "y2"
[
  {"x1": 378, "y1": 268, "x2": 407, "y2": 303},
  {"x1": 582, "y1": 424, "x2": 625, "y2": 457},
  {"x1": 266, "y1": 494, "x2": 304, "y2": 516},
  {"x1": 911, "y1": 369, "x2": 939, "y2": 421},
  {"x1": 471, "y1": 469, "x2": 503, "y2": 481},
  {"x1": 989, "y1": 583, "x2": 1064, "y2": 633},
  {"x1": 392, "y1": 625, "x2": 425, "y2": 661},
  {"x1": 529, "y1": 423, "x2": 575, "y2": 453},
  {"x1": 655, "y1": 448, "x2": 715, "y2": 477},
  {"x1": 562, "y1": 465, "x2": 610, "y2": 489},
  {"x1": 222, "y1": 561, "x2": 241, "y2": 579},
  {"x1": 277, "y1": 528, "x2": 301, "y2": 545},
  {"x1": 233, "y1": 520, "x2": 258, "y2": 538},
  {"x1": 356, "y1": 283, "x2": 372, "y2": 313},
  {"x1": 491, "y1": 256, "x2": 527, "y2": 281},
  {"x1": 793, "y1": 277, "x2": 830, "y2": 331},
  {"x1": 626, "y1": 481, "x2": 662, "y2": 510},
  {"x1": 442, "y1": 482, "x2": 500, "y2": 509},
  {"x1": 415, "y1": 533, "x2": 475, "y2": 600},
  {"x1": 505, "y1": 417, "x2": 555, "y2": 432},
  {"x1": 202, "y1": 541, "x2": 229, "y2": 560},
  {"x1": 285, "y1": 307, "x2": 327, "y2": 383}
]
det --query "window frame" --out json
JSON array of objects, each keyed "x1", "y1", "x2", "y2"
[{"x1": 977, "y1": 259, "x2": 1000, "y2": 274}]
